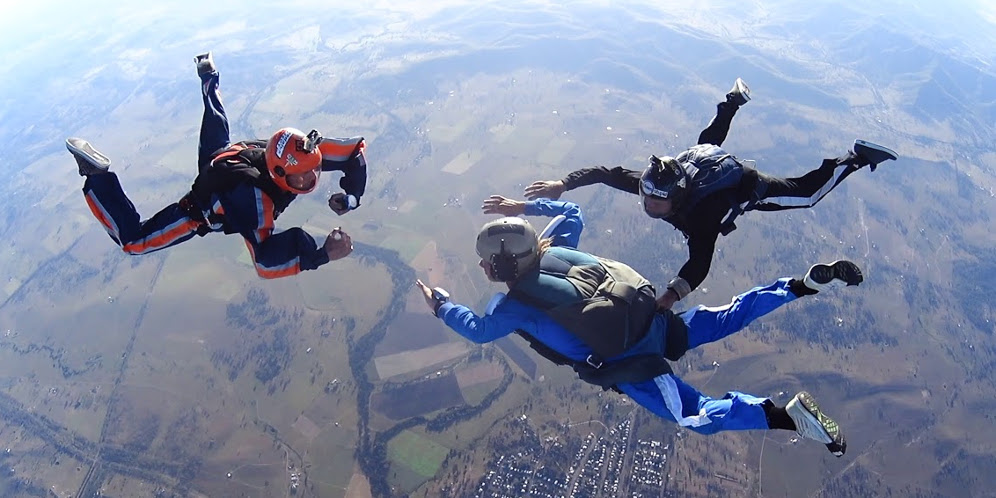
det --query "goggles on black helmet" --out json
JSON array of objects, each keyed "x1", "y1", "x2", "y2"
[
  {"x1": 639, "y1": 155, "x2": 687, "y2": 219},
  {"x1": 640, "y1": 155, "x2": 684, "y2": 198}
]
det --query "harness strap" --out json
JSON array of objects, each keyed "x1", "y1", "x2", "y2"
[
  {"x1": 210, "y1": 146, "x2": 245, "y2": 166},
  {"x1": 574, "y1": 354, "x2": 674, "y2": 391},
  {"x1": 718, "y1": 166, "x2": 768, "y2": 236},
  {"x1": 600, "y1": 280, "x2": 640, "y2": 303},
  {"x1": 177, "y1": 193, "x2": 214, "y2": 237}
]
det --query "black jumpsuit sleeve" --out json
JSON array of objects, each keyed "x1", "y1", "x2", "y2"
[
  {"x1": 670, "y1": 194, "x2": 731, "y2": 295},
  {"x1": 676, "y1": 228, "x2": 720, "y2": 293},
  {"x1": 561, "y1": 166, "x2": 641, "y2": 195}
]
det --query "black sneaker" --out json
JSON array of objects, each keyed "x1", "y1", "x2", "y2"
[
  {"x1": 802, "y1": 260, "x2": 863, "y2": 292},
  {"x1": 195, "y1": 52, "x2": 216, "y2": 76},
  {"x1": 786, "y1": 391, "x2": 846, "y2": 457},
  {"x1": 853, "y1": 139, "x2": 897, "y2": 171},
  {"x1": 66, "y1": 138, "x2": 110, "y2": 176},
  {"x1": 726, "y1": 77, "x2": 751, "y2": 106}
]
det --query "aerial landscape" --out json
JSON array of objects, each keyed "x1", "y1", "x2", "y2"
[{"x1": 1, "y1": 0, "x2": 995, "y2": 496}]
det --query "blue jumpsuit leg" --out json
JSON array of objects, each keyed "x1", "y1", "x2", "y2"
[
  {"x1": 83, "y1": 173, "x2": 201, "y2": 254},
  {"x1": 680, "y1": 277, "x2": 798, "y2": 349},
  {"x1": 613, "y1": 278, "x2": 804, "y2": 433},
  {"x1": 197, "y1": 70, "x2": 231, "y2": 174},
  {"x1": 617, "y1": 374, "x2": 771, "y2": 434}
]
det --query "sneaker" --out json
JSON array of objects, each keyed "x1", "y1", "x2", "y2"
[
  {"x1": 726, "y1": 77, "x2": 751, "y2": 106},
  {"x1": 194, "y1": 52, "x2": 216, "y2": 76},
  {"x1": 786, "y1": 391, "x2": 846, "y2": 457},
  {"x1": 802, "y1": 260, "x2": 863, "y2": 292},
  {"x1": 853, "y1": 139, "x2": 897, "y2": 171},
  {"x1": 66, "y1": 138, "x2": 110, "y2": 176}
]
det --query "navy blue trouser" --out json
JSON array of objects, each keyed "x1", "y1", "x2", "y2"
[
  {"x1": 197, "y1": 69, "x2": 231, "y2": 173},
  {"x1": 83, "y1": 71, "x2": 228, "y2": 254}
]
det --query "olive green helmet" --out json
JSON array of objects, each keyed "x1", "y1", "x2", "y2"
[{"x1": 476, "y1": 217, "x2": 540, "y2": 282}]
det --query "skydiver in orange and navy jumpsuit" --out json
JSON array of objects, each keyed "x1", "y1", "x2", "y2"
[{"x1": 66, "y1": 53, "x2": 362, "y2": 278}]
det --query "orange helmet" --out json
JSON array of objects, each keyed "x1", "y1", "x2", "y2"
[{"x1": 264, "y1": 127, "x2": 323, "y2": 194}]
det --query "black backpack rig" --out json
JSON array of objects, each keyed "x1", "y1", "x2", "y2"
[
  {"x1": 508, "y1": 248, "x2": 690, "y2": 391},
  {"x1": 179, "y1": 141, "x2": 297, "y2": 236}
]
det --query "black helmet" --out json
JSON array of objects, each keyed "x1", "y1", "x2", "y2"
[{"x1": 640, "y1": 155, "x2": 689, "y2": 213}]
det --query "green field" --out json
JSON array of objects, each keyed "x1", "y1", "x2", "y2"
[
  {"x1": 306, "y1": 430, "x2": 357, "y2": 491},
  {"x1": 387, "y1": 430, "x2": 450, "y2": 478},
  {"x1": 391, "y1": 461, "x2": 431, "y2": 496},
  {"x1": 459, "y1": 378, "x2": 502, "y2": 406}
]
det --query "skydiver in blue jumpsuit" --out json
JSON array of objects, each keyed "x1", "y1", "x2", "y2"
[
  {"x1": 66, "y1": 52, "x2": 362, "y2": 278},
  {"x1": 416, "y1": 195, "x2": 861, "y2": 456}
]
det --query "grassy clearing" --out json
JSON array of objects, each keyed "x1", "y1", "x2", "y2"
[
  {"x1": 306, "y1": 430, "x2": 358, "y2": 491},
  {"x1": 344, "y1": 470, "x2": 372, "y2": 498},
  {"x1": 425, "y1": 116, "x2": 477, "y2": 144},
  {"x1": 441, "y1": 148, "x2": 484, "y2": 175},
  {"x1": 391, "y1": 462, "x2": 431, "y2": 496},
  {"x1": 387, "y1": 430, "x2": 450, "y2": 478},
  {"x1": 454, "y1": 361, "x2": 503, "y2": 389},
  {"x1": 373, "y1": 342, "x2": 469, "y2": 379},
  {"x1": 459, "y1": 378, "x2": 502, "y2": 406}
]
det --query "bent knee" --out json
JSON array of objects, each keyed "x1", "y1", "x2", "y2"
[{"x1": 120, "y1": 243, "x2": 151, "y2": 255}]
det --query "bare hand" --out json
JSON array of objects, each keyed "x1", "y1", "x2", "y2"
[
  {"x1": 329, "y1": 193, "x2": 350, "y2": 216},
  {"x1": 523, "y1": 180, "x2": 566, "y2": 201},
  {"x1": 324, "y1": 228, "x2": 353, "y2": 261},
  {"x1": 656, "y1": 289, "x2": 678, "y2": 311},
  {"x1": 415, "y1": 279, "x2": 438, "y2": 313},
  {"x1": 481, "y1": 195, "x2": 526, "y2": 216}
]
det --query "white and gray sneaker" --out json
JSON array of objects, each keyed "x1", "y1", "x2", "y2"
[
  {"x1": 803, "y1": 260, "x2": 863, "y2": 293},
  {"x1": 786, "y1": 391, "x2": 846, "y2": 457},
  {"x1": 853, "y1": 139, "x2": 898, "y2": 171},
  {"x1": 726, "y1": 77, "x2": 751, "y2": 106},
  {"x1": 66, "y1": 138, "x2": 111, "y2": 176}
]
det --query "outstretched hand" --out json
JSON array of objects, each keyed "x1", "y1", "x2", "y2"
[
  {"x1": 324, "y1": 228, "x2": 353, "y2": 261},
  {"x1": 524, "y1": 180, "x2": 566, "y2": 201},
  {"x1": 329, "y1": 193, "x2": 351, "y2": 216},
  {"x1": 481, "y1": 195, "x2": 526, "y2": 216},
  {"x1": 415, "y1": 279, "x2": 438, "y2": 313}
]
